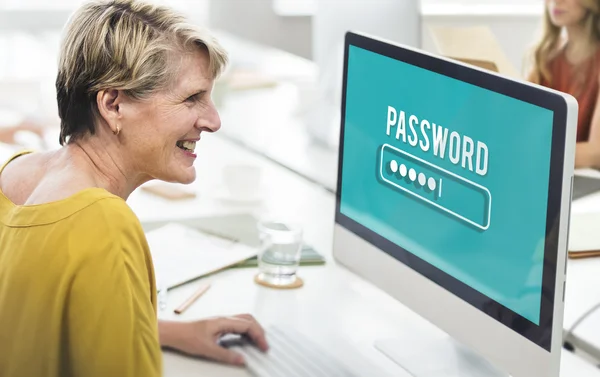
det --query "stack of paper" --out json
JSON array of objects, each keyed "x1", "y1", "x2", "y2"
[
  {"x1": 568, "y1": 213, "x2": 600, "y2": 259},
  {"x1": 146, "y1": 223, "x2": 257, "y2": 289}
]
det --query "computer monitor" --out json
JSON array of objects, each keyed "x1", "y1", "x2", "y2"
[{"x1": 333, "y1": 31, "x2": 577, "y2": 377}]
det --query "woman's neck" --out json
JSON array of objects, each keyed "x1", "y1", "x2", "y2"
[
  {"x1": 565, "y1": 24, "x2": 598, "y2": 64},
  {"x1": 65, "y1": 137, "x2": 149, "y2": 201}
]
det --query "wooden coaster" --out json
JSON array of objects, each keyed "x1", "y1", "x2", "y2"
[{"x1": 254, "y1": 274, "x2": 304, "y2": 289}]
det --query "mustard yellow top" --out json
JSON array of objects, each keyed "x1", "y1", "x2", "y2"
[{"x1": 0, "y1": 151, "x2": 162, "y2": 377}]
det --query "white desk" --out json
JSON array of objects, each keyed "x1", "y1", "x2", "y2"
[
  {"x1": 121, "y1": 133, "x2": 600, "y2": 376},
  {"x1": 563, "y1": 169, "x2": 600, "y2": 361}
]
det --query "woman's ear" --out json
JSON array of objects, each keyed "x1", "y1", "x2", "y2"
[{"x1": 96, "y1": 89, "x2": 122, "y2": 134}]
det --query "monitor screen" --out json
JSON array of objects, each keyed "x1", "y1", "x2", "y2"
[{"x1": 337, "y1": 43, "x2": 561, "y2": 350}]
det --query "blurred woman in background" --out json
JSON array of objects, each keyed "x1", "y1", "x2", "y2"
[{"x1": 529, "y1": 0, "x2": 600, "y2": 168}]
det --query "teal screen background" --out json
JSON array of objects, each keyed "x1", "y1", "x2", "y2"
[{"x1": 340, "y1": 46, "x2": 554, "y2": 325}]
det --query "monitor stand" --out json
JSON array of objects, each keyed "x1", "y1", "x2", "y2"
[{"x1": 374, "y1": 336, "x2": 510, "y2": 377}]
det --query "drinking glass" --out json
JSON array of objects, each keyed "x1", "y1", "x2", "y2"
[{"x1": 255, "y1": 220, "x2": 303, "y2": 287}]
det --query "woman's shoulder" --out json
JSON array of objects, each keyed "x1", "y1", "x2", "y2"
[
  {"x1": 0, "y1": 149, "x2": 37, "y2": 182},
  {"x1": 0, "y1": 150, "x2": 55, "y2": 200},
  {"x1": 65, "y1": 194, "x2": 150, "y2": 265},
  {"x1": 71, "y1": 193, "x2": 145, "y2": 238},
  {"x1": 0, "y1": 148, "x2": 34, "y2": 167}
]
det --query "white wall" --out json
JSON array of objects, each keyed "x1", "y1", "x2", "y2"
[
  {"x1": 207, "y1": 0, "x2": 545, "y2": 80},
  {"x1": 208, "y1": 0, "x2": 312, "y2": 59},
  {"x1": 422, "y1": 0, "x2": 543, "y2": 76},
  {"x1": 0, "y1": 0, "x2": 211, "y2": 125}
]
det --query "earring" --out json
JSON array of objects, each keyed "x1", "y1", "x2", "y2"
[{"x1": 113, "y1": 125, "x2": 120, "y2": 136}]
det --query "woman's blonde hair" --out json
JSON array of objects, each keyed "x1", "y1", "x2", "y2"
[
  {"x1": 529, "y1": 0, "x2": 600, "y2": 84},
  {"x1": 56, "y1": 0, "x2": 228, "y2": 145}
]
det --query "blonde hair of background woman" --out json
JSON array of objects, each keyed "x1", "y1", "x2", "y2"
[{"x1": 528, "y1": 0, "x2": 600, "y2": 84}]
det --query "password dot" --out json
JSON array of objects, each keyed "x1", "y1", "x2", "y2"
[
  {"x1": 409, "y1": 168, "x2": 417, "y2": 181},
  {"x1": 389, "y1": 160, "x2": 398, "y2": 173},
  {"x1": 399, "y1": 164, "x2": 407, "y2": 177},
  {"x1": 428, "y1": 177, "x2": 437, "y2": 191},
  {"x1": 418, "y1": 173, "x2": 426, "y2": 186}
]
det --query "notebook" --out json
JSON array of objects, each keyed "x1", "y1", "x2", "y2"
[
  {"x1": 143, "y1": 213, "x2": 327, "y2": 270},
  {"x1": 188, "y1": 213, "x2": 326, "y2": 267},
  {"x1": 231, "y1": 244, "x2": 326, "y2": 268},
  {"x1": 146, "y1": 222, "x2": 257, "y2": 289},
  {"x1": 568, "y1": 212, "x2": 600, "y2": 259}
]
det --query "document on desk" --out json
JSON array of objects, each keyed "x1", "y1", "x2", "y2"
[
  {"x1": 146, "y1": 223, "x2": 258, "y2": 289},
  {"x1": 568, "y1": 212, "x2": 600, "y2": 258}
]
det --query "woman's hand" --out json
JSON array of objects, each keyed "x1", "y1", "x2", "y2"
[{"x1": 158, "y1": 314, "x2": 269, "y2": 366}]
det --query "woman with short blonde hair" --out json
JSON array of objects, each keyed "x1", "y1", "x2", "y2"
[{"x1": 0, "y1": 1, "x2": 268, "y2": 376}]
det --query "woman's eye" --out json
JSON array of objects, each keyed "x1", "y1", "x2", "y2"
[{"x1": 185, "y1": 91, "x2": 206, "y2": 104}]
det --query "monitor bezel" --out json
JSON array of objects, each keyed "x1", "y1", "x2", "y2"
[{"x1": 334, "y1": 31, "x2": 568, "y2": 352}]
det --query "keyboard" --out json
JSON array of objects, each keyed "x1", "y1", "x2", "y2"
[{"x1": 220, "y1": 325, "x2": 360, "y2": 377}]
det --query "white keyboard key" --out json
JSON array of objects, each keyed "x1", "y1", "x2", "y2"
[{"x1": 220, "y1": 325, "x2": 359, "y2": 377}]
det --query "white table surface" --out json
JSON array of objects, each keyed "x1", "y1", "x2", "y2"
[
  {"x1": 121, "y1": 133, "x2": 600, "y2": 376},
  {"x1": 562, "y1": 168, "x2": 600, "y2": 360}
]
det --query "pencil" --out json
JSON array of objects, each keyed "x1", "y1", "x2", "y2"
[
  {"x1": 174, "y1": 283, "x2": 211, "y2": 314},
  {"x1": 568, "y1": 250, "x2": 600, "y2": 259}
]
